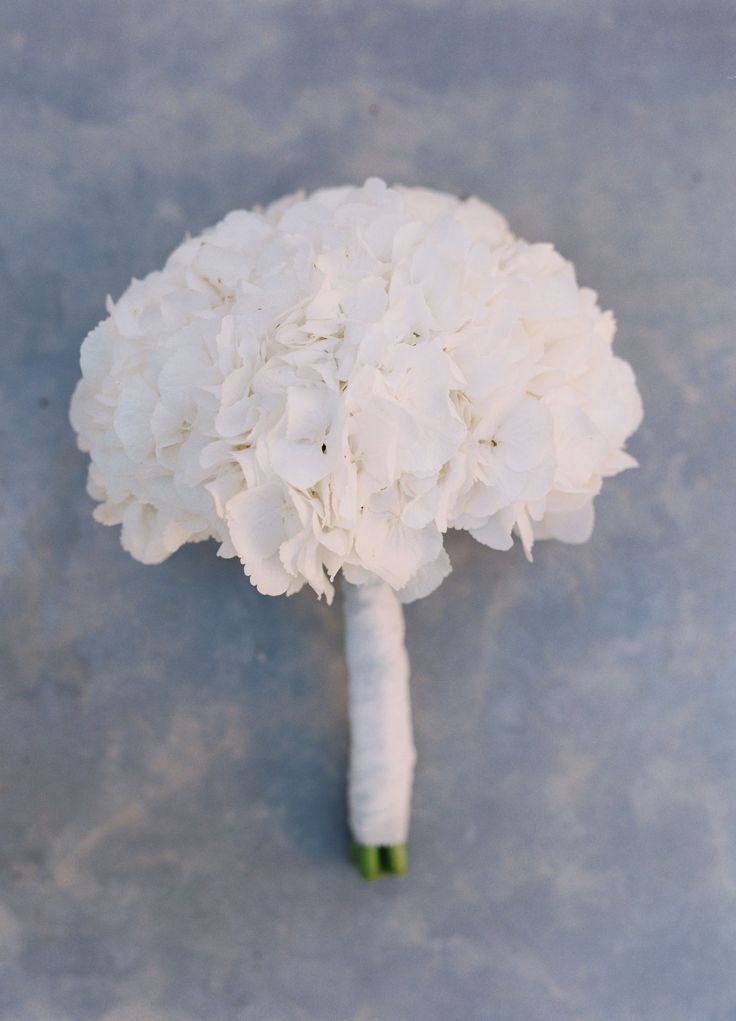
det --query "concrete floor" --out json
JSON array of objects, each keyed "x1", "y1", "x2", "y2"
[{"x1": 1, "y1": 2, "x2": 735, "y2": 1019}]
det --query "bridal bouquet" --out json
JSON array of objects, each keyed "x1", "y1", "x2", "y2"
[{"x1": 71, "y1": 179, "x2": 642, "y2": 878}]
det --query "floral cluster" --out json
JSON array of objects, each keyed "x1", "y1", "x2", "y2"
[{"x1": 70, "y1": 178, "x2": 642, "y2": 603}]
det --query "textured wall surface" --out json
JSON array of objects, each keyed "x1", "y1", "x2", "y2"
[{"x1": 1, "y1": 2, "x2": 735, "y2": 1019}]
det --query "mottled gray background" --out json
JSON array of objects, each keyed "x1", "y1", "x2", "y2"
[{"x1": 1, "y1": 2, "x2": 735, "y2": 1019}]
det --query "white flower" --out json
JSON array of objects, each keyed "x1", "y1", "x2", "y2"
[
  {"x1": 70, "y1": 179, "x2": 643, "y2": 603},
  {"x1": 225, "y1": 482, "x2": 305, "y2": 597}
]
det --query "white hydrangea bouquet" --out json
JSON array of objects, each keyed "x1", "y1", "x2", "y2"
[{"x1": 71, "y1": 179, "x2": 642, "y2": 879}]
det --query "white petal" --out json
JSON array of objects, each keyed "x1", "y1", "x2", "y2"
[
  {"x1": 396, "y1": 548, "x2": 452, "y2": 603},
  {"x1": 216, "y1": 367, "x2": 256, "y2": 438},
  {"x1": 120, "y1": 502, "x2": 170, "y2": 564},
  {"x1": 470, "y1": 507, "x2": 516, "y2": 551},
  {"x1": 355, "y1": 508, "x2": 442, "y2": 589},
  {"x1": 600, "y1": 449, "x2": 638, "y2": 477},
  {"x1": 113, "y1": 379, "x2": 157, "y2": 462},
  {"x1": 226, "y1": 484, "x2": 290, "y2": 566},
  {"x1": 534, "y1": 500, "x2": 595, "y2": 544}
]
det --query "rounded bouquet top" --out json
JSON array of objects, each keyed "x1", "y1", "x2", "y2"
[{"x1": 71, "y1": 178, "x2": 642, "y2": 603}]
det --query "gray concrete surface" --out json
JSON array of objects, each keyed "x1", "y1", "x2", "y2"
[{"x1": 1, "y1": 2, "x2": 735, "y2": 1019}]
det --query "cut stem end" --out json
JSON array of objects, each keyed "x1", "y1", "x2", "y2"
[{"x1": 350, "y1": 840, "x2": 408, "y2": 880}]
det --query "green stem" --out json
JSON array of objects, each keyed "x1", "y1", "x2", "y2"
[
  {"x1": 350, "y1": 840, "x2": 408, "y2": 880},
  {"x1": 382, "y1": 843, "x2": 407, "y2": 875}
]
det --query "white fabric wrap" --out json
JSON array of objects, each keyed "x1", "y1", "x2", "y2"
[{"x1": 343, "y1": 579, "x2": 416, "y2": 846}]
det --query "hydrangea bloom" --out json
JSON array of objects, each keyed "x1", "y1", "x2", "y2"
[{"x1": 71, "y1": 178, "x2": 642, "y2": 605}]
